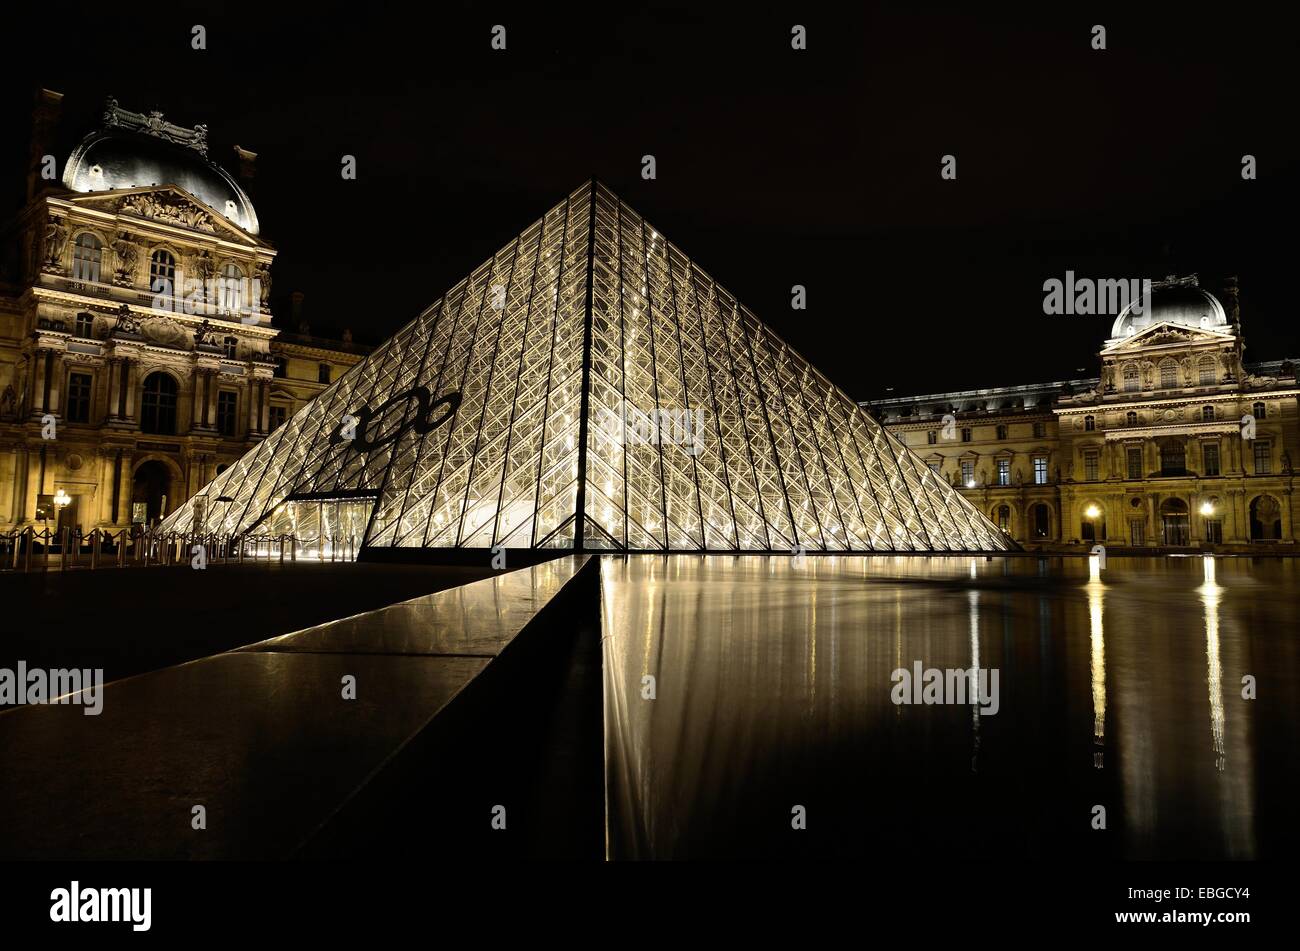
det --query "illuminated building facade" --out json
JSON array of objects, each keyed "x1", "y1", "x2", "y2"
[
  {"x1": 868, "y1": 276, "x2": 1299, "y2": 548},
  {"x1": 0, "y1": 91, "x2": 366, "y2": 535}
]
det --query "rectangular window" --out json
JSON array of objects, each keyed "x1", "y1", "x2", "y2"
[
  {"x1": 318, "y1": 363, "x2": 332, "y2": 385},
  {"x1": 269, "y1": 405, "x2": 288, "y2": 430},
  {"x1": 1203, "y1": 443, "x2": 1220, "y2": 477},
  {"x1": 927, "y1": 431, "x2": 937, "y2": 445},
  {"x1": 223, "y1": 337, "x2": 238, "y2": 359},
  {"x1": 66, "y1": 372, "x2": 92, "y2": 424},
  {"x1": 927, "y1": 461, "x2": 940, "y2": 473},
  {"x1": 75, "y1": 313, "x2": 95, "y2": 338},
  {"x1": 1161, "y1": 443, "x2": 1186, "y2": 475},
  {"x1": 216, "y1": 390, "x2": 238, "y2": 436},
  {"x1": 1084, "y1": 450, "x2": 1099, "y2": 481},
  {"x1": 1126, "y1": 447, "x2": 1143, "y2": 480},
  {"x1": 1254, "y1": 440, "x2": 1271, "y2": 475},
  {"x1": 996, "y1": 424, "x2": 1008, "y2": 440},
  {"x1": 961, "y1": 427, "x2": 972, "y2": 443},
  {"x1": 996, "y1": 459, "x2": 1010, "y2": 486},
  {"x1": 1033, "y1": 456, "x2": 1048, "y2": 484},
  {"x1": 1032, "y1": 421, "x2": 1046, "y2": 438},
  {"x1": 960, "y1": 460, "x2": 974, "y2": 485}
]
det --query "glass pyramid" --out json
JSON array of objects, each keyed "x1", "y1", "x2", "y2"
[{"x1": 158, "y1": 181, "x2": 1013, "y2": 553}]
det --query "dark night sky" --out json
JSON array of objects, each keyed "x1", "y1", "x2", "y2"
[{"x1": 4, "y1": 1, "x2": 1297, "y2": 401}]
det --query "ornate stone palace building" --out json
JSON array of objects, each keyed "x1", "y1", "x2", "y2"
[
  {"x1": 0, "y1": 90, "x2": 367, "y2": 534},
  {"x1": 866, "y1": 275, "x2": 1299, "y2": 549}
]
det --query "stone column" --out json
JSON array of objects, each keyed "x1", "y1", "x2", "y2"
[
  {"x1": 205, "y1": 371, "x2": 219, "y2": 429},
  {"x1": 121, "y1": 359, "x2": 136, "y2": 422}
]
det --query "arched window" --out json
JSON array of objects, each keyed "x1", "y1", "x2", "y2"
[
  {"x1": 1123, "y1": 364, "x2": 1140, "y2": 392},
  {"x1": 1201, "y1": 405, "x2": 1215, "y2": 422},
  {"x1": 1160, "y1": 360, "x2": 1178, "y2": 389},
  {"x1": 1126, "y1": 410, "x2": 1138, "y2": 426},
  {"x1": 1252, "y1": 401, "x2": 1266, "y2": 420},
  {"x1": 219, "y1": 263, "x2": 244, "y2": 312},
  {"x1": 1084, "y1": 415, "x2": 1095, "y2": 432},
  {"x1": 1198, "y1": 355, "x2": 1217, "y2": 385},
  {"x1": 140, "y1": 372, "x2": 178, "y2": 434},
  {"x1": 71, "y1": 233, "x2": 102, "y2": 282},
  {"x1": 149, "y1": 250, "x2": 176, "y2": 295}
]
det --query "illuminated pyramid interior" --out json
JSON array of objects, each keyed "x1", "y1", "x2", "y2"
[{"x1": 158, "y1": 181, "x2": 1013, "y2": 554}]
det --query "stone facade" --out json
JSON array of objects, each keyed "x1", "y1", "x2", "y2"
[
  {"x1": 865, "y1": 276, "x2": 1298, "y2": 549},
  {"x1": 0, "y1": 91, "x2": 366, "y2": 534}
]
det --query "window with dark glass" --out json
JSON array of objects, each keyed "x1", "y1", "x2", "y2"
[
  {"x1": 1126, "y1": 410, "x2": 1138, "y2": 426},
  {"x1": 927, "y1": 430, "x2": 937, "y2": 445},
  {"x1": 1160, "y1": 361, "x2": 1178, "y2": 389},
  {"x1": 996, "y1": 458, "x2": 1010, "y2": 486},
  {"x1": 1084, "y1": 450, "x2": 1099, "y2": 481},
  {"x1": 1203, "y1": 443, "x2": 1220, "y2": 476},
  {"x1": 1161, "y1": 442, "x2": 1186, "y2": 475},
  {"x1": 1123, "y1": 364, "x2": 1140, "y2": 392},
  {"x1": 274, "y1": 357, "x2": 287, "y2": 378},
  {"x1": 960, "y1": 427, "x2": 972, "y2": 443},
  {"x1": 996, "y1": 424, "x2": 1008, "y2": 440},
  {"x1": 1198, "y1": 356, "x2": 1216, "y2": 385},
  {"x1": 1032, "y1": 421, "x2": 1046, "y2": 438},
  {"x1": 1254, "y1": 440, "x2": 1271, "y2": 475},
  {"x1": 1084, "y1": 415, "x2": 1095, "y2": 432},
  {"x1": 1202, "y1": 405, "x2": 1215, "y2": 422},
  {"x1": 74, "y1": 312, "x2": 95, "y2": 338},
  {"x1": 1252, "y1": 401, "x2": 1266, "y2": 421},
  {"x1": 1127, "y1": 446, "x2": 1143, "y2": 480},
  {"x1": 71, "y1": 233, "x2": 102, "y2": 282},
  {"x1": 223, "y1": 336, "x2": 238, "y2": 359},
  {"x1": 269, "y1": 404, "x2": 288, "y2": 430},
  {"x1": 66, "y1": 372, "x2": 92, "y2": 423},
  {"x1": 319, "y1": 363, "x2": 331, "y2": 385},
  {"x1": 217, "y1": 390, "x2": 238, "y2": 436},
  {"x1": 140, "y1": 372, "x2": 178, "y2": 434}
]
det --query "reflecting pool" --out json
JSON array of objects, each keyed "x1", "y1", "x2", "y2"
[{"x1": 601, "y1": 555, "x2": 1299, "y2": 860}]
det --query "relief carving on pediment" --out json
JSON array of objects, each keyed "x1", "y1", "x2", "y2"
[{"x1": 118, "y1": 193, "x2": 216, "y2": 234}]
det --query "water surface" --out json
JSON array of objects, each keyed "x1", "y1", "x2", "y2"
[{"x1": 601, "y1": 555, "x2": 1299, "y2": 859}]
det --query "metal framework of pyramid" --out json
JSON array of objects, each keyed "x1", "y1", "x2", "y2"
[{"x1": 158, "y1": 180, "x2": 1013, "y2": 553}]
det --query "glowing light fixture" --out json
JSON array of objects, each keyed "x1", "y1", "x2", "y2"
[
  {"x1": 1199, "y1": 501, "x2": 1215, "y2": 517},
  {"x1": 1084, "y1": 504, "x2": 1101, "y2": 519},
  {"x1": 53, "y1": 489, "x2": 72, "y2": 509}
]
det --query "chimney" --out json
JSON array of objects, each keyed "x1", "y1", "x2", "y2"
[
  {"x1": 233, "y1": 145, "x2": 257, "y2": 182},
  {"x1": 28, "y1": 88, "x2": 64, "y2": 201}
]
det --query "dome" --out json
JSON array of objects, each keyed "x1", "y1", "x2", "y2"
[
  {"x1": 63, "y1": 119, "x2": 259, "y2": 235},
  {"x1": 1110, "y1": 278, "x2": 1227, "y2": 339}
]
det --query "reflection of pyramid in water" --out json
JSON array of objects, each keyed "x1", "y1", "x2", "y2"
[{"x1": 160, "y1": 181, "x2": 1013, "y2": 552}]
